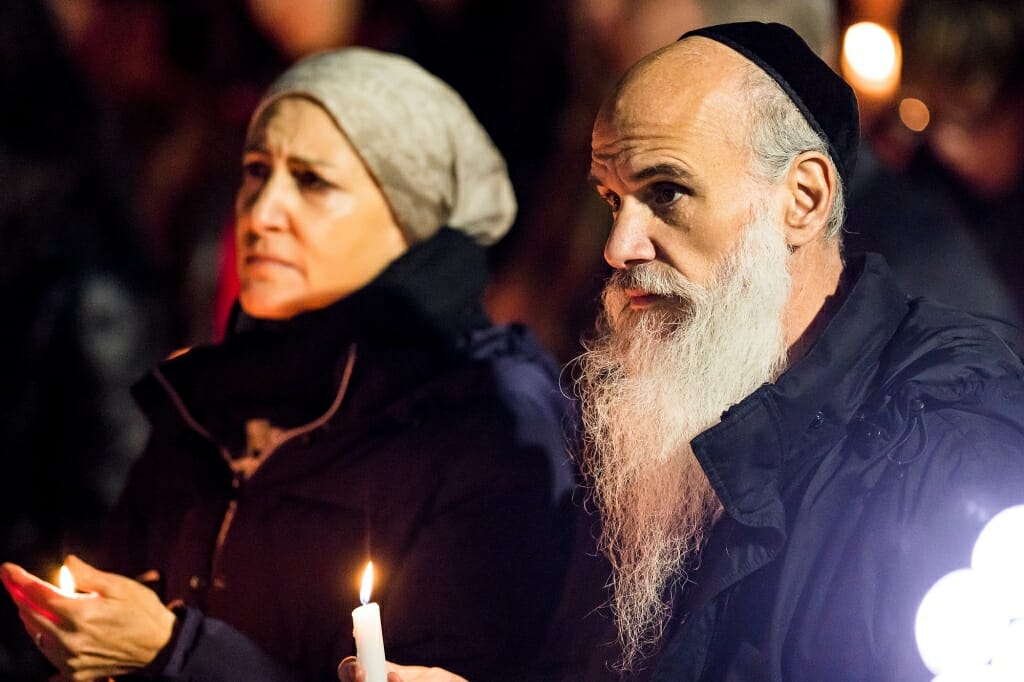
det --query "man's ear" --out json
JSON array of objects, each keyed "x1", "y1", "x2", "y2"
[{"x1": 782, "y1": 151, "x2": 834, "y2": 248}]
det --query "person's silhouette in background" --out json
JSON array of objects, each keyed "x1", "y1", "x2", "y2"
[
  {"x1": 846, "y1": 0, "x2": 1024, "y2": 340},
  {"x1": 0, "y1": 1, "x2": 164, "y2": 678}
]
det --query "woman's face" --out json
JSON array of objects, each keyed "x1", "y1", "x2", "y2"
[{"x1": 235, "y1": 97, "x2": 408, "y2": 320}]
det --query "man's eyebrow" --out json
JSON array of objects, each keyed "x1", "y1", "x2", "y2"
[
  {"x1": 587, "y1": 163, "x2": 693, "y2": 190},
  {"x1": 631, "y1": 164, "x2": 693, "y2": 182}
]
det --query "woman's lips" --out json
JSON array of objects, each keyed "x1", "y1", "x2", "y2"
[{"x1": 244, "y1": 254, "x2": 298, "y2": 271}]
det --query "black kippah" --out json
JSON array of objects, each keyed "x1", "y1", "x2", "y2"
[{"x1": 679, "y1": 22, "x2": 859, "y2": 191}]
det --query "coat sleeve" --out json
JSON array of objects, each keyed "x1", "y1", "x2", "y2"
[
  {"x1": 366, "y1": 368, "x2": 573, "y2": 681},
  {"x1": 144, "y1": 606, "x2": 300, "y2": 682}
]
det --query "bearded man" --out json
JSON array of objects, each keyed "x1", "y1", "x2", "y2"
[
  {"x1": 572, "y1": 21, "x2": 1024, "y2": 681},
  {"x1": 339, "y1": 21, "x2": 1024, "y2": 682}
]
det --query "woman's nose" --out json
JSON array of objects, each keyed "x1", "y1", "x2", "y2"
[{"x1": 239, "y1": 173, "x2": 290, "y2": 234}]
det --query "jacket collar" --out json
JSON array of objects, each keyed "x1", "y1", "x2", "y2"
[
  {"x1": 691, "y1": 253, "x2": 909, "y2": 528},
  {"x1": 229, "y1": 227, "x2": 490, "y2": 346},
  {"x1": 134, "y1": 229, "x2": 491, "y2": 453}
]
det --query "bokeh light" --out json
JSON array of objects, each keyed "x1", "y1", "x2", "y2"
[
  {"x1": 971, "y1": 505, "x2": 1024, "y2": 619},
  {"x1": 899, "y1": 97, "x2": 930, "y2": 132},
  {"x1": 841, "y1": 21, "x2": 901, "y2": 98},
  {"x1": 917, "y1": 506, "x2": 1024, "y2": 679},
  {"x1": 932, "y1": 667, "x2": 1011, "y2": 681},
  {"x1": 916, "y1": 569, "x2": 1004, "y2": 675},
  {"x1": 990, "y1": 619, "x2": 1024, "y2": 678}
]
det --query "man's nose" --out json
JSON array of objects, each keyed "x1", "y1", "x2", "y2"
[{"x1": 604, "y1": 201, "x2": 656, "y2": 270}]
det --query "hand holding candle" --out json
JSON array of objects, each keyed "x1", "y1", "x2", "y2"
[
  {"x1": 352, "y1": 561, "x2": 387, "y2": 682},
  {"x1": 0, "y1": 555, "x2": 175, "y2": 679}
]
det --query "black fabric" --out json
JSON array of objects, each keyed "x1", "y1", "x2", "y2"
[
  {"x1": 110, "y1": 228, "x2": 574, "y2": 681},
  {"x1": 654, "y1": 254, "x2": 1024, "y2": 681},
  {"x1": 230, "y1": 226, "x2": 491, "y2": 344},
  {"x1": 679, "y1": 21, "x2": 860, "y2": 191},
  {"x1": 145, "y1": 227, "x2": 491, "y2": 454}
]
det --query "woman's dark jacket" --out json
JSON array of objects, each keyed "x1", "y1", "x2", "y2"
[
  {"x1": 559, "y1": 254, "x2": 1024, "y2": 681},
  {"x1": 103, "y1": 230, "x2": 573, "y2": 681}
]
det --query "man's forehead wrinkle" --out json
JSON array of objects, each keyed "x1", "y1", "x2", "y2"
[
  {"x1": 607, "y1": 46, "x2": 748, "y2": 132},
  {"x1": 590, "y1": 37, "x2": 754, "y2": 190},
  {"x1": 632, "y1": 163, "x2": 693, "y2": 182},
  {"x1": 593, "y1": 99, "x2": 738, "y2": 164}
]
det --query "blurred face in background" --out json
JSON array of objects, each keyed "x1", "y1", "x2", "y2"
[
  {"x1": 912, "y1": 82, "x2": 1024, "y2": 199},
  {"x1": 246, "y1": 0, "x2": 363, "y2": 60},
  {"x1": 575, "y1": 0, "x2": 703, "y2": 76},
  {"x1": 897, "y1": 0, "x2": 1024, "y2": 200},
  {"x1": 235, "y1": 96, "x2": 407, "y2": 320}
]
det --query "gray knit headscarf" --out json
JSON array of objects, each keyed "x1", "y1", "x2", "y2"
[{"x1": 248, "y1": 47, "x2": 516, "y2": 246}]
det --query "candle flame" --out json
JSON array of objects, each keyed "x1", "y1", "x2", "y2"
[
  {"x1": 58, "y1": 565, "x2": 75, "y2": 594},
  {"x1": 359, "y1": 562, "x2": 374, "y2": 605}
]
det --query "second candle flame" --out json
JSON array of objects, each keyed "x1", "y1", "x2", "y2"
[
  {"x1": 58, "y1": 565, "x2": 75, "y2": 594},
  {"x1": 359, "y1": 562, "x2": 374, "y2": 606}
]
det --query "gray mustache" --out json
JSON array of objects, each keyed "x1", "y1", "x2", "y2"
[{"x1": 608, "y1": 263, "x2": 702, "y2": 299}]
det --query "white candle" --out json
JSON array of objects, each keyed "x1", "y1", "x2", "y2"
[{"x1": 352, "y1": 562, "x2": 387, "y2": 682}]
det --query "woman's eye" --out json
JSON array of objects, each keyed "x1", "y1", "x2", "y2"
[
  {"x1": 242, "y1": 160, "x2": 270, "y2": 180},
  {"x1": 295, "y1": 170, "x2": 330, "y2": 190}
]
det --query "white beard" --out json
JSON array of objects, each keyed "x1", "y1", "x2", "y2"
[{"x1": 573, "y1": 203, "x2": 792, "y2": 670}]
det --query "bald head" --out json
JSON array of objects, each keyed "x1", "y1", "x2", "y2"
[
  {"x1": 593, "y1": 30, "x2": 847, "y2": 248},
  {"x1": 596, "y1": 38, "x2": 752, "y2": 157}
]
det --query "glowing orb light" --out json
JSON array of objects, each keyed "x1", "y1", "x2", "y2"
[
  {"x1": 899, "y1": 97, "x2": 930, "y2": 132},
  {"x1": 972, "y1": 505, "x2": 1024, "y2": 619},
  {"x1": 916, "y1": 505, "x2": 1024, "y2": 679},
  {"x1": 990, "y1": 618, "x2": 1024, "y2": 678},
  {"x1": 915, "y1": 569, "x2": 1004, "y2": 674},
  {"x1": 932, "y1": 667, "x2": 1011, "y2": 682},
  {"x1": 841, "y1": 22, "x2": 901, "y2": 98}
]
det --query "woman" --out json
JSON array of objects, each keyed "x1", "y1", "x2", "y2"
[{"x1": 1, "y1": 48, "x2": 571, "y2": 681}]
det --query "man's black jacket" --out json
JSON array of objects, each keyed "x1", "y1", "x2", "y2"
[{"x1": 552, "y1": 253, "x2": 1024, "y2": 681}]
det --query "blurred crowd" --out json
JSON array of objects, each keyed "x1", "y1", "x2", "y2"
[{"x1": 2, "y1": 0, "x2": 1021, "y2": 678}]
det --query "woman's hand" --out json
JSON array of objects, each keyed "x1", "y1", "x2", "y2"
[
  {"x1": 0, "y1": 555, "x2": 176, "y2": 681},
  {"x1": 337, "y1": 656, "x2": 469, "y2": 682}
]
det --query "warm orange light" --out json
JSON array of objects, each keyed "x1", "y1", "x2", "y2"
[
  {"x1": 58, "y1": 565, "x2": 75, "y2": 594},
  {"x1": 359, "y1": 562, "x2": 374, "y2": 605},
  {"x1": 842, "y1": 22, "x2": 902, "y2": 99},
  {"x1": 899, "y1": 97, "x2": 930, "y2": 132}
]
